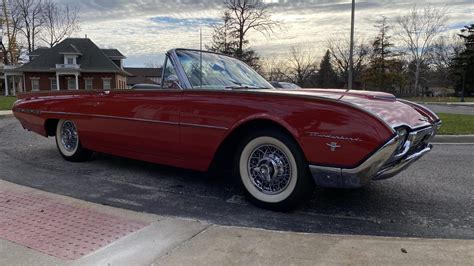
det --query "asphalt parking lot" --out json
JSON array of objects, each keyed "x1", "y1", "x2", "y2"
[{"x1": 1, "y1": 116, "x2": 473, "y2": 240}]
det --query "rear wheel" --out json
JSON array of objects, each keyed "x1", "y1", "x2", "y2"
[
  {"x1": 235, "y1": 130, "x2": 314, "y2": 211},
  {"x1": 55, "y1": 119, "x2": 92, "y2": 162}
]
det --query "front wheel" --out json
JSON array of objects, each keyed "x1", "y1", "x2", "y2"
[
  {"x1": 55, "y1": 119, "x2": 92, "y2": 162},
  {"x1": 235, "y1": 130, "x2": 314, "y2": 211}
]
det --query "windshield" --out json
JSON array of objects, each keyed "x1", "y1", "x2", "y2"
[{"x1": 176, "y1": 50, "x2": 273, "y2": 90}]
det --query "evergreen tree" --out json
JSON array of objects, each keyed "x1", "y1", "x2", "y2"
[
  {"x1": 451, "y1": 24, "x2": 474, "y2": 100},
  {"x1": 316, "y1": 50, "x2": 338, "y2": 88},
  {"x1": 363, "y1": 16, "x2": 396, "y2": 92},
  {"x1": 208, "y1": 12, "x2": 238, "y2": 55}
]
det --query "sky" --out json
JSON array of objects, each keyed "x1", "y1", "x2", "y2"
[{"x1": 55, "y1": 0, "x2": 474, "y2": 67}]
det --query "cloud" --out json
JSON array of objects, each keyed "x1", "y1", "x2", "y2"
[{"x1": 149, "y1": 16, "x2": 221, "y2": 29}]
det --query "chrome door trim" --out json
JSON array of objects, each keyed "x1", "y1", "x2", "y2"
[
  {"x1": 41, "y1": 111, "x2": 179, "y2": 126},
  {"x1": 41, "y1": 111, "x2": 228, "y2": 130},
  {"x1": 180, "y1": 122, "x2": 228, "y2": 130}
]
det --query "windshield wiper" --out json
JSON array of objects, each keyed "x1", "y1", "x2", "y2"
[{"x1": 225, "y1": 84, "x2": 268, "y2": 90}]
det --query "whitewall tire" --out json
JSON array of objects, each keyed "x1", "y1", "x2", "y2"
[
  {"x1": 235, "y1": 129, "x2": 314, "y2": 211},
  {"x1": 55, "y1": 119, "x2": 92, "y2": 162}
]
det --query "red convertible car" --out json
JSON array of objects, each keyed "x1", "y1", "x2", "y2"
[{"x1": 13, "y1": 49, "x2": 441, "y2": 211}]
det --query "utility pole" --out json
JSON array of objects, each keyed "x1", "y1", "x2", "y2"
[{"x1": 348, "y1": 0, "x2": 355, "y2": 91}]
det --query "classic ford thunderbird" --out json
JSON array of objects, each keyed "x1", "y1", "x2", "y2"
[{"x1": 13, "y1": 49, "x2": 441, "y2": 210}]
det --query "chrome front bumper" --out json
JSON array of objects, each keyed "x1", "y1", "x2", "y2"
[{"x1": 309, "y1": 122, "x2": 440, "y2": 188}]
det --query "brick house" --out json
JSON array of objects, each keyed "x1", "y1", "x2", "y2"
[
  {"x1": 124, "y1": 67, "x2": 162, "y2": 88},
  {"x1": 10, "y1": 38, "x2": 130, "y2": 94}
]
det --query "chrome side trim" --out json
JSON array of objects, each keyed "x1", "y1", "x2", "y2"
[
  {"x1": 180, "y1": 122, "x2": 228, "y2": 130},
  {"x1": 42, "y1": 111, "x2": 179, "y2": 126},
  {"x1": 41, "y1": 111, "x2": 228, "y2": 130}
]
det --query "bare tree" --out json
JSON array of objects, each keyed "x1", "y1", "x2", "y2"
[
  {"x1": 224, "y1": 0, "x2": 279, "y2": 56},
  {"x1": 18, "y1": 0, "x2": 43, "y2": 53},
  {"x1": 327, "y1": 36, "x2": 370, "y2": 87},
  {"x1": 282, "y1": 46, "x2": 318, "y2": 86},
  {"x1": 1, "y1": 0, "x2": 23, "y2": 64},
  {"x1": 40, "y1": 0, "x2": 79, "y2": 48},
  {"x1": 396, "y1": 5, "x2": 447, "y2": 95},
  {"x1": 260, "y1": 55, "x2": 286, "y2": 81},
  {"x1": 430, "y1": 34, "x2": 463, "y2": 71}
]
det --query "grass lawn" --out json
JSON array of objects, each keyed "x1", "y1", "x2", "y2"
[
  {"x1": 403, "y1": 97, "x2": 474, "y2": 103},
  {"x1": 438, "y1": 113, "x2": 474, "y2": 135},
  {"x1": 0, "y1": 96, "x2": 17, "y2": 110}
]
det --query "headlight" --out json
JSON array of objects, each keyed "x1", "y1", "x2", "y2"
[{"x1": 396, "y1": 127, "x2": 409, "y2": 153}]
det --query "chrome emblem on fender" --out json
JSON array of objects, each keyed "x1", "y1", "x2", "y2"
[
  {"x1": 308, "y1": 132, "x2": 362, "y2": 142},
  {"x1": 326, "y1": 142, "x2": 341, "y2": 152}
]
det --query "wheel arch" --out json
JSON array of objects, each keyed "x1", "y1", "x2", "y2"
[
  {"x1": 210, "y1": 117, "x2": 303, "y2": 172},
  {"x1": 45, "y1": 119, "x2": 60, "y2": 137}
]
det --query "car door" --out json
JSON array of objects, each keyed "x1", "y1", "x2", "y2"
[{"x1": 83, "y1": 59, "x2": 182, "y2": 162}]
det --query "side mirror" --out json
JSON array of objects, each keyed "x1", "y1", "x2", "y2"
[{"x1": 165, "y1": 75, "x2": 181, "y2": 89}]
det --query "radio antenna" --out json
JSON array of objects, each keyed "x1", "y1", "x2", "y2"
[{"x1": 200, "y1": 28, "x2": 203, "y2": 89}]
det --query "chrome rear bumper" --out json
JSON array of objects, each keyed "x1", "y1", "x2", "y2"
[{"x1": 309, "y1": 122, "x2": 439, "y2": 188}]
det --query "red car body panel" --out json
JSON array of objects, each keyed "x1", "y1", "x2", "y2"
[{"x1": 13, "y1": 89, "x2": 434, "y2": 172}]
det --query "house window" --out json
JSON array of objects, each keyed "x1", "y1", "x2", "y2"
[
  {"x1": 50, "y1": 79, "x2": 57, "y2": 90},
  {"x1": 67, "y1": 79, "x2": 76, "y2": 90},
  {"x1": 31, "y1": 79, "x2": 40, "y2": 91},
  {"x1": 85, "y1": 79, "x2": 93, "y2": 90},
  {"x1": 64, "y1": 55, "x2": 76, "y2": 65},
  {"x1": 103, "y1": 79, "x2": 111, "y2": 90}
]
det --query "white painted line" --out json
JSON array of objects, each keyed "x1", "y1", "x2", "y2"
[{"x1": 432, "y1": 143, "x2": 474, "y2": 145}]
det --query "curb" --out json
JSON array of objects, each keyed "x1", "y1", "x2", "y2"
[
  {"x1": 0, "y1": 111, "x2": 13, "y2": 118},
  {"x1": 420, "y1": 102, "x2": 474, "y2": 107},
  {"x1": 433, "y1": 135, "x2": 474, "y2": 144}
]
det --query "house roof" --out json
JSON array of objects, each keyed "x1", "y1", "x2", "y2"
[
  {"x1": 101, "y1": 49, "x2": 125, "y2": 59},
  {"x1": 19, "y1": 38, "x2": 130, "y2": 75},
  {"x1": 29, "y1": 47, "x2": 50, "y2": 56},
  {"x1": 127, "y1": 76, "x2": 159, "y2": 86},
  {"x1": 124, "y1": 67, "x2": 162, "y2": 77},
  {"x1": 59, "y1": 44, "x2": 82, "y2": 55}
]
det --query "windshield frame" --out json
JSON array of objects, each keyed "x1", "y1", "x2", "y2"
[{"x1": 166, "y1": 48, "x2": 274, "y2": 91}]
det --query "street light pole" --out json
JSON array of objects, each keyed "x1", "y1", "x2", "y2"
[{"x1": 348, "y1": 0, "x2": 355, "y2": 91}]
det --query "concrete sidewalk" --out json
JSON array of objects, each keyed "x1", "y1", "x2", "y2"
[{"x1": 0, "y1": 180, "x2": 473, "y2": 266}]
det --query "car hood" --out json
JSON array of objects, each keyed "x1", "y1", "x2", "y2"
[{"x1": 270, "y1": 89, "x2": 432, "y2": 129}]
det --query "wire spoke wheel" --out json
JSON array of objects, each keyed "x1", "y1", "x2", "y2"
[
  {"x1": 248, "y1": 144, "x2": 292, "y2": 195},
  {"x1": 55, "y1": 119, "x2": 92, "y2": 162},
  {"x1": 60, "y1": 121, "x2": 79, "y2": 152}
]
